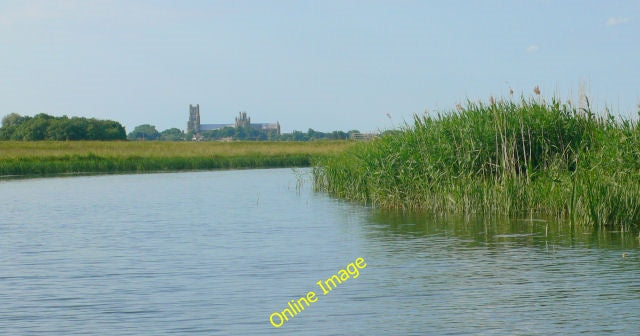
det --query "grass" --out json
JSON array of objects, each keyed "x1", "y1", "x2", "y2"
[
  {"x1": 0, "y1": 140, "x2": 353, "y2": 178},
  {"x1": 314, "y1": 97, "x2": 640, "y2": 231}
]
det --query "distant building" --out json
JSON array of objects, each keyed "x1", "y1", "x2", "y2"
[
  {"x1": 234, "y1": 112, "x2": 280, "y2": 133},
  {"x1": 187, "y1": 104, "x2": 201, "y2": 133},
  {"x1": 187, "y1": 104, "x2": 280, "y2": 135},
  {"x1": 350, "y1": 132, "x2": 379, "y2": 141}
]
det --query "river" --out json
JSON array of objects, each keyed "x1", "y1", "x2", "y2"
[{"x1": 1, "y1": 168, "x2": 638, "y2": 335}]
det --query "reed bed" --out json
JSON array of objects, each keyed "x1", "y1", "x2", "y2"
[
  {"x1": 0, "y1": 140, "x2": 352, "y2": 178},
  {"x1": 315, "y1": 98, "x2": 640, "y2": 231}
]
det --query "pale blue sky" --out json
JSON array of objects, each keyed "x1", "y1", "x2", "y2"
[{"x1": 1, "y1": 0, "x2": 638, "y2": 133}]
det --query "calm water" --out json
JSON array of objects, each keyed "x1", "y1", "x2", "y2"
[{"x1": 1, "y1": 168, "x2": 639, "y2": 335}]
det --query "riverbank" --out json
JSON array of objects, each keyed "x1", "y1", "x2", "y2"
[
  {"x1": 314, "y1": 98, "x2": 640, "y2": 231},
  {"x1": 0, "y1": 140, "x2": 352, "y2": 178}
]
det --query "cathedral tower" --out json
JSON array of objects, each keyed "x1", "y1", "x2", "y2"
[{"x1": 187, "y1": 104, "x2": 200, "y2": 133}]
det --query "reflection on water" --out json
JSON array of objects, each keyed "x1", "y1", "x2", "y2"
[
  {"x1": 359, "y1": 209, "x2": 640, "y2": 335},
  {"x1": 367, "y1": 210, "x2": 639, "y2": 250},
  {"x1": 1, "y1": 169, "x2": 639, "y2": 335}
]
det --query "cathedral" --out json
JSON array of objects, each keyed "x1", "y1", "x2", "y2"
[{"x1": 187, "y1": 104, "x2": 280, "y2": 135}]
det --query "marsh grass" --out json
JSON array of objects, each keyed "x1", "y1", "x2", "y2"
[
  {"x1": 315, "y1": 98, "x2": 640, "y2": 231},
  {"x1": 0, "y1": 140, "x2": 352, "y2": 178}
]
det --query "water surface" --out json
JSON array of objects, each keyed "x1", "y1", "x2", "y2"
[{"x1": 1, "y1": 169, "x2": 638, "y2": 335}]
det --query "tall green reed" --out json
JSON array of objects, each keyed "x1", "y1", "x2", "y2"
[{"x1": 315, "y1": 97, "x2": 640, "y2": 231}]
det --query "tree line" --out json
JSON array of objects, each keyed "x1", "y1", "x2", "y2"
[
  {"x1": 0, "y1": 113, "x2": 362, "y2": 141},
  {"x1": 1, "y1": 113, "x2": 126, "y2": 141},
  {"x1": 127, "y1": 124, "x2": 360, "y2": 141}
]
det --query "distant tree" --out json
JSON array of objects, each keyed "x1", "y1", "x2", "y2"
[
  {"x1": 219, "y1": 127, "x2": 235, "y2": 138},
  {"x1": 233, "y1": 126, "x2": 247, "y2": 140},
  {"x1": 200, "y1": 129, "x2": 218, "y2": 140},
  {"x1": 2, "y1": 113, "x2": 26, "y2": 128},
  {"x1": 7, "y1": 114, "x2": 50, "y2": 140},
  {"x1": 45, "y1": 117, "x2": 70, "y2": 140},
  {"x1": 128, "y1": 124, "x2": 160, "y2": 140},
  {"x1": 266, "y1": 129, "x2": 279, "y2": 141},
  {"x1": 0, "y1": 113, "x2": 126, "y2": 141},
  {"x1": 25, "y1": 117, "x2": 50, "y2": 140},
  {"x1": 1, "y1": 114, "x2": 29, "y2": 140},
  {"x1": 331, "y1": 131, "x2": 348, "y2": 140},
  {"x1": 291, "y1": 130, "x2": 307, "y2": 141},
  {"x1": 243, "y1": 126, "x2": 262, "y2": 140},
  {"x1": 101, "y1": 120, "x2": 127, "y2": 140},
  {"x1": 159, "y1": 128, "x2": 185, "y2": 141},
  {"x1": 85, "y1": 119, "x2": 125, "y2": 140},
  {"x1": 254, "y1": 129, "x2": 267, "y2": 140},
  {"x1": 66, "y1": 117, "x2": 88, "y2": 140},
  {"x1": 185, "y1": 130, "x2": 195, "y2": 141},
  {"x1": 122, "y1": 123, "x2": 356, "y2": 142},
  {"x1": 0, "y1": 127, "x2": 11, "y2": 140},
  {"x1": 86, "y1": 120, "x2": 106, "y2": 140}
]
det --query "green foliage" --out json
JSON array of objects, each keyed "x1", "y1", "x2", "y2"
[
  {"x1": 198, "y1": 127, "x2": 354, "y2": 141},
  {"x1": 2, "y1": 113, "x2": 26, "y2": 128},
  {"x1": 128, "y1": 124, "x2": 160, "y2": 140},
  {"x1": 276, "y1": 129, "x2": 353, "y2": 141},
  {"x1": 159, "y1": 128, "x2": 185, "y2": 141},
  {"x1": 0, "y1": 113, "x2": 126, "y2": 141},
  {"x1": 315, "y1": 98, "x2": 640, "y2": 231}
]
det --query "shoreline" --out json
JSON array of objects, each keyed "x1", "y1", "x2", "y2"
[
  {"x1": 0, "y1": 140, "x2": 351, "y2": 179},
  {"x1": 0, "y1": 166, "x2": 306, "y2": 181}
]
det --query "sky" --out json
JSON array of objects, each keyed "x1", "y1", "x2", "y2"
[{"x1": 1, "y1": 0, "x2": 638, "y2": 133}]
